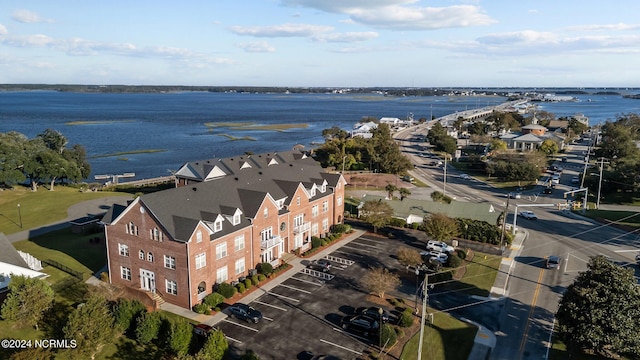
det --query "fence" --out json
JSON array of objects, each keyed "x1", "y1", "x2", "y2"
[{"x1": 42, "y1": 259, "x2": 84, "y2": 280}]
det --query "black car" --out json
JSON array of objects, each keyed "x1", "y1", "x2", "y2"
[
  {"x1": 340, "y1": 315, "x2": 379, "y2": 338},
  {"x1": 228, "y1": 303, "x2": 263, "y2": 323},
  {"x1": 307, "y1": 259, "x2": 331, "y2": 272},
  {"x1": 542, "y1": 187, "x2": 553, "y2": 194},
  {"x1": 356, "y1": 306, "x2": 391, "y2": 323}
]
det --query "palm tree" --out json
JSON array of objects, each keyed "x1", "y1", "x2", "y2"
[
  {"x1": 399, "y1": 187, "x2": 411, "y2": 201},
  {"x1": 385, "y1": 184, "x2": 397, "y2": 200}
]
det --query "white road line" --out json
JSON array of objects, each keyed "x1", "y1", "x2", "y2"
[
  {"x1": 289, "y1": 276, "x2": 324, "y2": 286},
  {"x1": 254, "y1": 300, "x2": 288, "y2": 311},
  {"x1": 320, "y1": 338, "x2": 363, "y2": 355},
  {"x1": 340, "y1": 245, "x2": 372, "y2": 253},
  {"x1": 267, "y1": 291, "x2": 300, "y2": 302},
  {"x1": 279, "y1": 284, "x2": 311, "y2": 294},
  {"x1": 225, "y1": 336, "x2": 243, "y2": 344},
  {"x1": 356, "y1": 238, "x2": 382, "y2": 245},
  {"x1": 222, "y1": 319, "x2": 259, "y2": 332},
  {"x1": 263, "y1": 316, "x2": 274, "y2": 321}
]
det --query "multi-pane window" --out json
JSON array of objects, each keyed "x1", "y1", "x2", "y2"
[
  {"x1": 337, "y1": 196, "x2": 343, "y2": 206},
  {"x1": 312, "y1": 205, "x2": 319, "y2": 217},
  {"x1": 260, "y1": 227, "x2": 273, "y2": 241},
  {"x1": 126, "y1": 222, "x2": 138, "y2": 236},
  {"x1": 296, "y1": 196, "x2": 300, "y2": 205},
  {"x1": 263, "y1": 208, "x2": 268, "y2": 218},
  {"x1": 322, "y1": 218, "x2": 329, "y2": 232},
  {"x1": 215, "y1": 243, "x2": 227, "y2": 260},
  {"x1": 150, "y1": 227, "x2": 162, "y2": 241},
  {"x1": 164, "y1": 255, "x2": 176, "y2": 270},
  {"x1": 312, "y1": 223, "x2": 318, "y2": 236},
  {"x1": 195, "y1": 253, "x2": 206, "y2": 269},
  {"x1": 216, "y1": 266, "x2": 228, "y2": 284},
  {"x1": 214, "y1": 220, "x2": 222, "y2": 232},
  {"x1": 233, "y1": 213, "x2": 241, "y2": 225},
  {"x1": 322, "y1": 200, "x2": 329, "y2": 213},
  {"x1": 196, "y1": 230, "x2": 202, "y2": 243},
  {"x1": 235, "y1": 258, "x2": 245, "y2": 275},
  {"x1": 147, "y1": 252, "x2": 153, "y2": 262},
  {"x1": 139, "y1": 250, "x2": 144, "y2": 260},
  {"x1": 119, "y1": 243, "x2": 129, "y2": 257},
  {"x1": 321, "y1": 184, "x2": 327, "y2": 192},
  {"x1": 120, "y1": 266, "x2": 131, "y2": 281},
  {"x1": 234, "y1": 235, "x2": 245, "y2": 251},
  {"x1": 166, "y1": 280, "x2": 177, "y2": 295}
]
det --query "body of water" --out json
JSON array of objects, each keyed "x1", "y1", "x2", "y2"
[{"x1": 1, "y1": 91, "x2": 638, "y2": 181}]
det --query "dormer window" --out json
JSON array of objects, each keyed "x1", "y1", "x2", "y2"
[
  {"x1": 310, "y1": 188, "x2": 316, "y2": 197},
  {"x1": 233, "y1": 213, "x2": 241, "y2": 225},
  {"x1": 214, "y1": 220, "x2": 223, "y2": 232},
  {"x1": 321, "y1": 183, "x2": 327, "y2": 193}
]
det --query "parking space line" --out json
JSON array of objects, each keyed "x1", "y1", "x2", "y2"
[
  {"x1": 279, "y1": 284, "x2": 312, "y2": 294},
  {"x1": 263, "y1": 316, "x2": 274, "y2": 321},
  {"x1": 267, "y1": 291, "x2": 300, "y2": 302},
  {"x1": 254, "y1": 300, "x2": 288, "y2": 311},
  {"x1": 350, "y1": 241, "x2": 380, "y2": 249},
  {"x1": 340, "y1": 245, "x2": 373, "y2": 253},
  {"x1": 320, "y1": 338, "x2": 363, "y2": 355},
  {"x1": 332, "y1": 328, "x2": 369, "y2": 343},
  {"x1": 289, "y1": 276, "x2": 324, "y2": 286},
  {"x1": 225, "y1": 336, "x2": 243, "y2": 344},
  {"x1": 333, "y1": 250, "x2": 362, "y2": 257},
  {"x1": 222, "y1": 319, "x2": 259, "y2": 332}
]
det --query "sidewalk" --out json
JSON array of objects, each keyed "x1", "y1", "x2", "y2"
[
  {"x1": 160, "y1": 229, "x2": 366, "y2": 325},
  {"x1": 467, "y1": 228, "x2": 527, "y2": 360}
]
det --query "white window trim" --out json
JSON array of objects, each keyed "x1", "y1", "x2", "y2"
[
  {"x1": 164, "y1": 255, "x2": 176, "y2": 270},
  {"x1": 195, "y1": 253, "x2": 206, "y2": 270},
  {"x1": 216, "y1": 243, "x2": 228, "y2": 260},
  {"x1": 235, "y1": 258, "x2": 245, "y2": 275},
  {"x1": 234, "y1": 235, "x2": 245, "y2": 251},
  {"x1": 165, "y1": 279, "x2": 177, "y2": 295}
]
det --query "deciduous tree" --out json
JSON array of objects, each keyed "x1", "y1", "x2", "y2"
[
  {"x1": 423, "y1": 213, "x2": 459, "y2": 242},
  {"x1": 557, "y1": 255, "x2": 640, "y2": 358},
  {"x1": 360, "y1": 200, "x2": 394, "y2": 233},
  {"x1": 195, "y1": 329, "x2": 228, "y2": 360},
  {"x1": 63, "y1": 294, "x2": 115, "y2": 359},
  {"x1": 396, "y1": 247, "x2": 423, "y2": 269},
  {"x1": 0, "y1": 275, "x2": 54, "y2": 330},
  {"x1": 361, "y1": 267, "x2": 401, "y2": 299}
]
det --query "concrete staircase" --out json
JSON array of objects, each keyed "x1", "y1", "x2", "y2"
[{"x1": 151, "y1": 292, "x2": 165, "y2": 307}]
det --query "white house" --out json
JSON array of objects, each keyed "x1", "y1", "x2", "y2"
[{"x1": 351, "y1": 121, "x2": 378, "y2": 138}]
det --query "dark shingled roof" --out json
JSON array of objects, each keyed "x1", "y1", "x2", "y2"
[
  {"x1": 0, "y1": 233, "x2": 29, "y2": 268},
  {"x1": 108, "y1": 150, "x2": 342, "y2": 243}
]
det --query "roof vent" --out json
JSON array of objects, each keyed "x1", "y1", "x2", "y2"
[
  {"x1": 195, "y1": 162, "x2": 199, "y2": 165},
  {"x1": 289, "y1": 164, "x2": 293, "y2": 167}
]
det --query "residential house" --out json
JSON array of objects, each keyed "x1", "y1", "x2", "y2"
[
  {"x1": 103, "y1": 151, "x2": 346, "y2": 310},
  {"x1": 0, "y1": 233, "x2": 46, "y2": 290},
  {"x1": 350, "y1": 121, "x2": 378, "y2": 138}
]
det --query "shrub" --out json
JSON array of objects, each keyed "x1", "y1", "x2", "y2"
[
  {"x1": 321, "y1": 240, "x2": 328, "y2": 246},
  {"x1": 399, "y1": 308, "x2": 414, "y2": 327},
  {"x1": 204, "y1": 292, "x2": 225, "y2": 308},
  {"x1": 447, "y1": 253, "x2": 463, "y2": 268},
  {"x1": 168, "y1": 318, "x2": 193, "y2": 356},
  {"x1": 380, "y1": 324, "x2": 398, "y2": 348},
  {"x1": 311, "y1": 236, "x2": 323, "y2": 249},
  {"x1": 100, "y1": 272, "x2": 109, "y2": 282},
  {"x1": 251, "y1": 275, "x2": 259, "y2": 286},
  {"x1": 216, "y1": 283, "x2": 237, "y2": 299},
  {"x1": 256, "y1": 262, "x2": 274, "y2": 276},
  {"x1": 114, "y1": 298, "x2": 147, "y2": 335},
  {"x1": 456, "y1": 249, "x2": 467, "y2": 260},
  {"x1": 388, "y1": 218, "x2": 407, "y2": 228},
  {"x1": 257, "y1": 274, "x2": 266, "y2": 282},
  {"x1": 331, "y1": 223, "x2": 351, "y2": 234},
  {"x1": 193, "y1": 303, "x2": 209, "y2": 314},
  {"x1": 135, "y1": 311, "x2": 163, "y2": 344},
  {"x1": 244, "y1": 278, "x2": 253, "y2": 290},
  {"x1": 237, "y1": 283, "x2": 246, "y2": 293}
]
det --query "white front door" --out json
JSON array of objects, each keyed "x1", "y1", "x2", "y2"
[
  {"x1": 140, "y1": 269, "x2": 156, "y2": 293},
  {"x1": 294, "y1": 233, "x2": 303, "y2": 249}
]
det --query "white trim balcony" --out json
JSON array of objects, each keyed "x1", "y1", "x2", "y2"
[
  {"x1": 293, "y1": 221, "x2": 311, "y2": 234},
  {"x1": 261, "y1": 235, "x2": 282, "y2": 250}
]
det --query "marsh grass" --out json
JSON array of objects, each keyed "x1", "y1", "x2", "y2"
[
  {"x1": 217, "y1": 133, "x2": 257, "y2": 141},
  {"x1": 90, "y1": 149, "x2": 165, "y2": 159},
  {"x1": 65, "y1": 120, "x2": 135, "y2": 125},
  {"x1": 204, "y1": 121, "x2": 309, "y2": 132}
]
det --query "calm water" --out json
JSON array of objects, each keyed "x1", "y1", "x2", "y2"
[{"x1": 1, "y1": 91, "x2": 638, "y2": 180}]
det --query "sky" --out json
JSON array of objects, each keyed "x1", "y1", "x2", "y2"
[{"x1": 1, "y1": 0, "x2": 639, "y2": 87}]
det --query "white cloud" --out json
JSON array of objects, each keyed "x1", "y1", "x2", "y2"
[
  {"x1": 11, "y1": 9, "x2": 53, "y2": 24},
  {"x1": 348, "y1": 5, "x2": 496, "y2": 30},
  {"x1": 281, "y1": 0, "x2": 417, "y2": 14},
  {"x1": 237, "y1": 41, "x2": 276, "y2": 53},
  {"x1": 229, "y1": 23, "x2": 334, "y2": 37},
  {"x1": 566, "y1": 23, "x2": 640, "y2": 32},
  {"x1": 314, "y1": 31, "x2": 378, "y2": 43},
  {"x1": 0, "y1": 24, "x2": 7, "y2": 35}
]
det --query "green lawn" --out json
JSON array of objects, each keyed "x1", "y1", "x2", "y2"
[
  {"x1": 0, "y1": 186, "x2": 123, "y2": 235},
  {"x1": 581, "y1": 209, "x2": 640, "y2": 229}
]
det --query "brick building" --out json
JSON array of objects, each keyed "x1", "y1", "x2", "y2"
[{"x1": 103, "y1": 151, "x2": 346, "y2": 310}]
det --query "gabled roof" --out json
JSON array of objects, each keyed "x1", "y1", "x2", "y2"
[{"x1": 513, "y1": 133, "x2": 544, "y2": 143}]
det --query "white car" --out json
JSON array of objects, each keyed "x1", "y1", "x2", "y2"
[
  {"x1": 519, "y1": 210, "x2": 538, "y2": 220},
  {"x1": 420, "y1": 251, "x2": 448, "y2": 264},
  {"x1": 459, "y1": 174, "x2": 471, "y2": 180},
  {"x1": 426, "y1": 240, "x2": 455, "y2": 254}
]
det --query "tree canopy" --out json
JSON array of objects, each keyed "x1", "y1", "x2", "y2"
[
  {"x1": 0, "y1": 129, "x2": 91, "y2": 190},
  {"x1": 360, "y1": 200, "x2": 395, "y2": 233},
  {"x1": 0, "y1": 275, "x2": 54, "y2": 330},
  {"x1": 556, "y1": 255, "x2": 640, "y2": 358}
]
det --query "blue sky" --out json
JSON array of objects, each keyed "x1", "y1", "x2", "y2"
[{"x1": 1, "y1": 0, "x2": 639, "y2": 87}]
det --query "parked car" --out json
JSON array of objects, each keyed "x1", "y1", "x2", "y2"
[
  {"x1": 193, "y1": 323, "x2": 214, "y2": 337},
  {"x1": 519, "y1": 211, "x2": 538, "y2": 220},
  {"x1": 228, "y1": 303, "x2": 263, "y2": 323},
  {"x1": 426, "y1": 240, "x2": 455, "y2": 254},
  {"x1": 542, "y1": 187, "x2": 553, "y2": 194},
  {"x1": 508, "y1": 192, "x2": 522, "y2": 199},
  {"x1": 421, "y1": 251, "x2": 448, "y2": 264},
  {"x1": 546, "y1": 255, "x2": 561, "y2": 269},
  {"x1": 402, "y1": 175, "x2": 415, "y2": 183},
  {"x1": 459, "y1": 173, "x2": 471, "y2": 180},
  {"x1": 340, "y1": 315, "x2": 379, "y2": 338},
  {"x1": 636, "y1": 253, "x2": 640, "y2": 265},
  {"x1": 429, "y1": 160, "x2": 443, "y2": 167},
  {"x1": 356, "y1": 306, "x2": 391, "y2": 323},
  {"x1": 571, "y1": 176, "x2": 580, "y2": 184},
  {"x1": 307, "y1": 259, "x2": 332, "y2": 272},
  {"x1": 551, "y1": 175, "x2": 560, "y2": 185}
]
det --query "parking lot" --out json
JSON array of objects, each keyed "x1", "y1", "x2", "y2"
[{"x1": 217, "y1": 232, "x2": 426, "y2": 360}]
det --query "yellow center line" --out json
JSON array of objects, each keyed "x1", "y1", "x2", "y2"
[{"x1": 518, "y1": 267, "x2": 545, "y2": 357}]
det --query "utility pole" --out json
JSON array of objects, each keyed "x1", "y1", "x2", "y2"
[
  {"x1": 596, "y1": 157, "x2": 609, "y2": 209},
  {"x1": 443, "y1": 155, "x2": 448, "y2": 196},
  {"x1": 417, "y1": 273, "x2": 429, "y2": 360},
  {"x1": 499, "y1": 197, "x2": 510, "y2": 254}
]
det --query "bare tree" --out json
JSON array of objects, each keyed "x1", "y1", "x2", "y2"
[{"x1": 361, "y1": 267, "x2": 401, "y2": 299}]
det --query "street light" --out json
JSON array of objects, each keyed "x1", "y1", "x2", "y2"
[
  {"x1": 17, "y1": 203, "x2": 22, "y2": 228},
  {"x1": 378, "y1": 307, "x2": 384, "y2": 349},
  {"x1": 414, "y1": 267, "x2": 420, "y2": 314}
]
